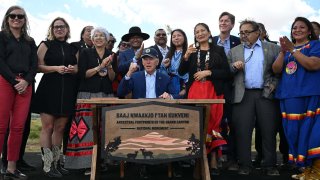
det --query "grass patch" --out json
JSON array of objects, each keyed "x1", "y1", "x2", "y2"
[{"x1": 26, "y1": 118, "x2": 41, "y2": 152}]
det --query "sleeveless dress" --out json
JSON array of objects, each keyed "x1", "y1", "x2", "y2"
[{"x1": 33, "y1": 40, "x2": 77, "y2": 116}]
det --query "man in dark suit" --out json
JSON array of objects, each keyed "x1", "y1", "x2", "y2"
[
  {"x1": 228, "y1": 19, "x2": 280, "y2": 176},
  {"x1": 118, "y1": 26, "x2": 149, "y2": 76},
  {"x1": 118, "y1": 47, "x2": 178, "y2": 179},
  {"x1": 213, "y1": 12, "x2": 241, "y2": 170},
  {"x1": 213, "y1": 12, "x2": 241, "y2": 55},
  {"x1": 118, "y1": 47, "x2": 178, "y2": 99},
  {"x1": 150, "y1": 29, "x2": 169, "y2": 68}
]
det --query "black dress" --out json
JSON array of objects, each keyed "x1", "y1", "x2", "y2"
[{"x1": 33, "y1": 40, "x2": 77, "y2": 116}]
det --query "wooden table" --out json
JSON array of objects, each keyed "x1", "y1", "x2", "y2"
[{"x1": 77, "y1": 98, "x2": 224, "y2": 180}]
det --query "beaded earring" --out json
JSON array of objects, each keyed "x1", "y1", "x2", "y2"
[
  {"x1": 195, "y1": 42, "x2": 200, "y2": 48},
  {"x1": 208, "y1": 37, "x2": 213, "y2": 44}
]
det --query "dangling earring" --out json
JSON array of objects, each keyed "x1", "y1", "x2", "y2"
[
  {"x1": 195, "y1": 41, "x2": 199, "y2": 48},
  {"x1": 208, "y1": 37, "x2": 212, "y2": 44},
  {"x1": 308, "y1": 34, "x2": 312, "y2": 40}
]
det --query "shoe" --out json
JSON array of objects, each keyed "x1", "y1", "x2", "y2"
[
  {"x1": 16, "y1": 160, "x2": 36, "y2": 172},
  {"x1": 265, "y1": 167, "x2": 280, "y2": 176},
  {"x1": 84, "y1": 169, "x2": 91, "y2": 176},
  {"x1": 291, "y1": 167, "x2": 311, "y2": 180},
  {"x1": 4, "y1": 169, "x2": 27, "y2": 180},
  {"x1": 210, "y1": 168, "x2": 220, "y2": 176},
  {"x1": 279, "y1": 162, "x2": 294, "y2": 170},
  {"x1": 43, "y1": 166, "x2": 62, "y2": 178},
  {"x1": 56, "y1": 163, "x2": 69, "y2": 175},
  {"x1": 238, "y1": 166, "x2": 251, "y2": 175},
  {"x1": 1, "y1": 165, "x2": 7, "y2": 175},
  {"x1": 226, "y1": 161, "x2": 239, "y2": 171}
]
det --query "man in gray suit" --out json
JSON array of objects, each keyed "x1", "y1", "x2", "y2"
[{"x1": 228, "y1": 19, "x2": 280, "y2": 176}]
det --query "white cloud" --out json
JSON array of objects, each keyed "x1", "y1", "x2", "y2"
[
  {"x1": 64, "y1": 4, "x2": 71, "y2": 12},
  {"x1": 81, "y1": 0, "x2": 319, "y2": 42}
]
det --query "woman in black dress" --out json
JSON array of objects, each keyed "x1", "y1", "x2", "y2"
[{"x1": 33, "y1": 17, "x2": 77, "y2": 178}]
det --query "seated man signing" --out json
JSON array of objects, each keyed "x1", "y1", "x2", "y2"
[{"x1": 118, "y1": 47, "x2": 179, "y2": 99}]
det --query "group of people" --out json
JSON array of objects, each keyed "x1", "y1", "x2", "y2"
[{"x1": 0, "y1": 5, "x2": 320, "y2": 180}]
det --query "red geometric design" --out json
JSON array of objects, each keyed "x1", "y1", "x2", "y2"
[{"x1": 69, "y1": 117, "x2": 89, "y2": 142}]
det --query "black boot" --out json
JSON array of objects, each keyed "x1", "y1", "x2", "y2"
[
  {"x1": 56, "y1": 160, "x2": 69, "y2": 175},
  {"x1": 52, "y1": 145, "x2": 69, "y2": 175},
  {"x1": 41, "y1": 147, "x2": 62, "y2": 178}
]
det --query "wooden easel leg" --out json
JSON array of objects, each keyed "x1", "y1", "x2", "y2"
[
  {"x1": 120, "y1": 161, "x2": 125, "y2": 178},
  {"x1": 90, "y1": 145, "x2": 98, "y2": 180},
  {"x1": 168, "y1": 163, "x2": 172, "y2": 178},
  {"x1": 202, "y1": 144, "x2": 211, "y2": 180}
]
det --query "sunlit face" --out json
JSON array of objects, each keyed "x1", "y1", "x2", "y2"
[
  {"x1": 154, "y1": 29, "x2": 167, "y2": 46},
  {"x1": 7, "y1": 9, "x2": 25, "y2": 30},
  {"x1": 92, "y1": 31, "x2": 107, "y2": 48},
  {"x1": 171, "y1": 31, "x2": 185, "y2": 48},
  {"x1": 239, "y1": 24, "x2": 260, "y2": 46},
  {"x1": 129, "y1": 35, "x2": 143, "y2": 49},
  {"x1": 312, "y1": 23, "x2": 320, "y2": 38},
  {"x1": 219, "y1": 15, "x2": 234, "y2": 33},
  {"x1": 107, "y1": 36, "x2": 116, "y2": 50},
  {"x1": 82, "y1": 26, "x2": 93, "y2": 46},
  {"x1": 194, "y1": 24, "x2": 211, "y2": 43},
  {"x1": 291, "y1": 21, "x2": 311, "y2": 43},
  {"x1": 119, "y1": 41, "x2": 130, "y2": 52},
  {"x1": 53, "y1": 20, "x2": 68, "y2": 41},
  {"x1": 142, "y1": 56, "x2": 159, "y2": 74}
]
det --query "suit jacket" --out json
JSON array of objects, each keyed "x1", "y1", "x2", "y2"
[
  {"x1": 118, "y1": 48, "x2": 143, "y2": 76},
  {"x1": 117, "y1": 70, "x2": 179, "y2": 99},
  {"x1": 213, "y1": 35, "x2": 241, "y2": 49},
  {"x1": 228, "y1": 41, "x2": 280, "y2": 103},
  {"x1": 150, "y1": 44, "x2": 169, "y2": 68}
]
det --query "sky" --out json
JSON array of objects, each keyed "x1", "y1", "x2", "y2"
[
  {"x1": 1, "y1": 0, "x2": 319, "y2": 48},
  {"x1": 1, "y1": 0, "x2": 319, "y2": 88}
]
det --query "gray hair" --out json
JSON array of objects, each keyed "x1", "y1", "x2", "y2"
[{"x1": 90, "y1": 27, "x2": 110, "y2": 41}]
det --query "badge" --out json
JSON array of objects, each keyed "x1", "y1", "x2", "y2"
[{"x1": 285, "y1": 61, "x2": 297, "y2": 75}]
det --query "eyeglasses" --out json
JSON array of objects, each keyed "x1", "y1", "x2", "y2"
[
  {"x1": 238, "y1": 30, "x2": 257, "y2": 36},
  {"x1": 120, "y1": 43, "x2": 130, "y2": 47},
  {"x1": 93, "y1": 35, "x2": 106, "y2": 39},
  {"x1": 53, "y1": 25, "x2": 66, "y2": 30},
  {"x1": 8, "y1": 14, "x2": 25, "y2": 19},
  {"x1": 156, "y1": 33, "x2": 166, "y2": 37},
  {"x1": 108, "y1": 40, "x2": 116, "y2": 44}
]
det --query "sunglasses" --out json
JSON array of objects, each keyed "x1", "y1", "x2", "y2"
[
  {"x1": 156, "y1": 33, "x2": 166, "y2": 37},
  {"x1": 120, "y1": 43, "x2": 130, "y2": 47},
  {"x1": 8, "y1": 14, "x2": 25, "y2": 20},
  {"x1": 53, "y1": 25, "x2": 66, "y2": 30}
]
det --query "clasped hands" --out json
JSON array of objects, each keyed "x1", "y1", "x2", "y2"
[
  {"x1": 279, "y1": 36, "x2": 295, "y2": 53},
  {"x1": 57, "y1": 65, "x2": 76, "y2": 74},
  {"x1": 14, "y1": 78, "x2": 28, "y2": 94}
]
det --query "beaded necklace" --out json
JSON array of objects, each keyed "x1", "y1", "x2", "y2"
[
  {"x1": 96, "y1": 51, "x2": 108, "y2": 77},
  {"x1": 196, "y1": 49, "x2": 210, "y2": 81},
  {"x1": 286, "y1": 42, "x2": 310, "y2": 75}
]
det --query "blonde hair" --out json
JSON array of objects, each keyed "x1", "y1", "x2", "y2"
[{"x1": 47, "y1": 17, "x2": 71, "y2": 41}]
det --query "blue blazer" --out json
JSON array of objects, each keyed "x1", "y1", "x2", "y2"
[
  {"x1": 118, "y1": 48, "x2": 143, "y2": 76},
  {"x1": 149, "y1": 44, "x2": 169, "y2": 69},
  {"x1": 213, "y1": 35, "x2": 241, "y2": 49},
  {"x1": 117, "y1": 70, "x2": 180, "y2": 99}
]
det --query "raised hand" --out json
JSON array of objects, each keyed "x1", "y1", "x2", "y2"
[
  {"x1": 135, "y1": 43, "x2": 144, "y2": 59},
  {"x1": 183, "y1": 44, "x2": 197, "y2": 61},
  {"x1": 162, "y1": 58, "x2": 170, "y2": 68}
]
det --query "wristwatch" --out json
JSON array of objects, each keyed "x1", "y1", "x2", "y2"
[{"x1": 291, "y1": 49, "x2": 297, "y2": 54}]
